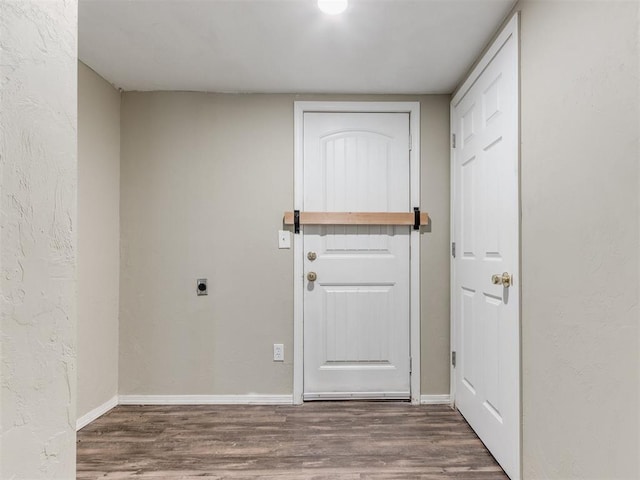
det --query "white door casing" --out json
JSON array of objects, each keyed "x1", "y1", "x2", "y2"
[
  {"x1": 293, "y1": 102, "x2": 421, "y2": 405},
  {"x1": 303, "y1": 112, "x2": 410, "y2": 400},
  {"x1": 451, "y1": 13, "x2": 520, "y2": 480}
]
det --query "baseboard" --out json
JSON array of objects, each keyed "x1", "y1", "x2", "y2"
[
  {"x1": 118, "y1": 394, "x2": 294, "y2": 405},
  {"x1": 77, "y1": 394, "x2": 446, "y2": 426},
  {"x1": 420, "y1": 394, "x2": 452, "y2": 405},
  {"x1": 76, "y1": 395, "x2": 118, "y2": 431}
]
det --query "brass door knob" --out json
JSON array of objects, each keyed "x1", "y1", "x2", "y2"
[
  {"x1": 307, "y1": 251, "x2": 317, "y2": 261},
  {"x1": 307, "y1": 272, "x2": 317, "y2": 282},
  {"x1": 491, "y1": 272, "x2": 512, "y2": 288}
]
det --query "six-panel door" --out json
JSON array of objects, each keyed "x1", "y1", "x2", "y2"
[{"x1": 452, "y1": 25, "x2": 520, "y2": 479}]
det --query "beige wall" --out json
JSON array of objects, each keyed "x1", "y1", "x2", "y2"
[
  {"x1": 418, "y1": 95, "x2": 452, "y2": 395},
  {"x1": 119, "y1": 93, "x2": 451, "y2": 396},
  {"x1": 518, "y1": 1, "x2": 640, "y2": 478},
  {"x1": 0, "y1": 1, "x2": 78, "y2": 477},
  {"x1": 78, "y1": 62, "x2": 121, "y2": 419}
]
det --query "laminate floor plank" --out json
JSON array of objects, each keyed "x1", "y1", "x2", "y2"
[{"x1": 77, "y1": 402, "x2": 508, "y2": 480}]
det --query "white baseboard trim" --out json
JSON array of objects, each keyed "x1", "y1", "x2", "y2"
[
  {"x1": 420, "y1": 394, "x2": 452, "y2": 405},
  {"x1": 118, "y1": 394, "x2": 294, "y2": 405},
  {"x1": 77, "y1": 394, "x2": 448, "y2": 429},
  {"x1": 76, "y1": 395, "x2": 118, "y2": 431}
]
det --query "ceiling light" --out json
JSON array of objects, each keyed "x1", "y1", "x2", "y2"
[{"x1": 318, "y1": 0, "x2": 348, "y2": 15}]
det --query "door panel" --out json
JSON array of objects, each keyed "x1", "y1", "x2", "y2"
[
  {"x1": 303, "y1": 112, "x2": 410, "y2": 400},
  {"x1": 452, "y1": 20, "x2": 520, "y2": 480},
  {"x1": 323, "y1": 285, "x2": 391, "y2": 363}
]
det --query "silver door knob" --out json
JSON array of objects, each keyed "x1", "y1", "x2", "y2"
[
  {"x1": 307, "y1": 251, "x2": 317, "y2": 261},
  {"x1": 491, "y1": 272, "x2": 512, "y2": 288},
  {"x1": 307, "y1": 272, "x2": 317, "y2": 282}
]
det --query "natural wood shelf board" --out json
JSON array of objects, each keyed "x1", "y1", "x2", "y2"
[{"x1": 283, "y1": 211, "x2": 429, "y2": 226}]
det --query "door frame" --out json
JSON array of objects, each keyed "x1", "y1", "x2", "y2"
[
  {"x1": 449, "y1": 10, "x2": 521, "y2": 475},
  {"x1": 293, "y1": 101, "x2": 422, "y2": 405}
]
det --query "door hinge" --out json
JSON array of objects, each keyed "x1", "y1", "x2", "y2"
[
  {"x1": 409, "y1": 357, "x2": 413, "y2": 374},
  {"x1": 409, "y1": 133, "x2": 412, "y2": 151},
  {"x1": 452, "y1": 133, "x2": 456, "y2": 149},
  {"x1": 451, "y1": 242, "x2": 456, "y2": 258},
  {"x1": 451, "y1": 351, "x2": 456, "y2": 368}
]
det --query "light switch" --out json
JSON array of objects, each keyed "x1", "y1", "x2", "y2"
[{"x1": 278, "y1": 230, "x2": 291, "y2": 249}]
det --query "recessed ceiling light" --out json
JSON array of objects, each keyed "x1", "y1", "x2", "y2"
[{"x1": 317, "y1": 0, "x2": 348, "y2": 15}]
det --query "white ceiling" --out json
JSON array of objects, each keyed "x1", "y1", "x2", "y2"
[{"x1": 79, "y1": 0, "x2": 516, "y2": 94}]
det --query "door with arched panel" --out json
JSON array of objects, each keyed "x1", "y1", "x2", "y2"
[{"x1": 302, "y1": 112, "x2": 411, "y2": 400}]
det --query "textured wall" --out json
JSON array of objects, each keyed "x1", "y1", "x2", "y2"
[
  {"x1": 0, "y1": 1, "x2": 78, "y2": 478},
  {"x1": 77, "y1": 62, "x2": 120, "y2": 420},
  {"x1": 518, "y1": 1, "x2": 640, "y2": 478},
  {"x1": 119, "y1": 93, "x2": 451, "y2": 396}
]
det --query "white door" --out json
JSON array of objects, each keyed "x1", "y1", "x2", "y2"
[
  {"x1": 451, "y1": 15, "x2": 520, "y2": 479},
  {"x1": 302, "y1": 112, "x2": 411, "y2": 400}
]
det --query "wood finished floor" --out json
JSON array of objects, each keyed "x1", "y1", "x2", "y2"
[{"x1": 77, "y1": 402, "x2": 508, "y2": 479}]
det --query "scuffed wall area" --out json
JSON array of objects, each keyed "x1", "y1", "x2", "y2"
[
  {"x1": 518, "y1": 1, "x2": 640, "y2": 478},
  {"x1": 0, "y1": 1, "x2": 78, "y2": 478},
  {"x1": 77, "y1": 62, "x2": 120, "y2": 421}
]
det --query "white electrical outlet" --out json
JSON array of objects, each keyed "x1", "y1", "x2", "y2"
[{"x1": 273, "y1": 343, "x2": 284, "y2": 361}]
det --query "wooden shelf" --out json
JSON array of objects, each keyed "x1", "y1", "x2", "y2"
[{"x1": 283, "y1": 211, "x2": 429, "y2": 227}]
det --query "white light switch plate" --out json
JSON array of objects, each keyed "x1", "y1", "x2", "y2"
[{"x1": 278, "y1": 230, "x2": 291, "y2": 249}]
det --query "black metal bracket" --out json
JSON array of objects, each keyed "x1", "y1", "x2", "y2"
[
  {"x1": 413, "y1": 207, "x2": 420, "y2": 230},
  {"x1": 294, "y1": 210, "x2": 300, "y2": 234}
]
